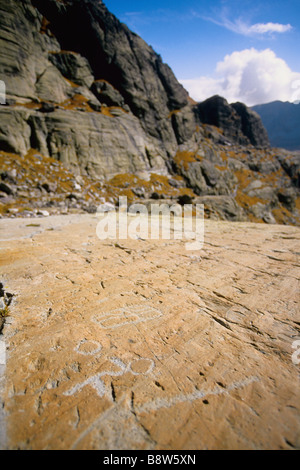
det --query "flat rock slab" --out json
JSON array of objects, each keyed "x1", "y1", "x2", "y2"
[{"x1": 0, "y1": 215, "x2": 299, "y2": 450}]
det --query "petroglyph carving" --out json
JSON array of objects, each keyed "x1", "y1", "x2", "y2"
[
  {"x1": 137, "y1": 376, "x2": 259, "y2": 414},
  {"x1": 75, "y1": 339, "x2": 102, "y2": 356},
  {"x1": 64, "y1": 356, "x2": 155, "y2": 398},
  {"x1": 93, "y1": 304, "x2": 163, "y2": 329}
]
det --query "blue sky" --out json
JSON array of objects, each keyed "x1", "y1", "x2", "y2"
[{"x1": 105, "y1": 0, "x2": 300, "y2": 105}]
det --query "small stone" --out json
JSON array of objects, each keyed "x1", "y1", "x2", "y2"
[
  {"x1": 41, "y1": 182, "x2": 57, "y2": 193},
  {"x1": 39, "y1": 102, "x2": 56, "y2": 113},
  {"x1": 96, "y1": 202, "x2": 116, "y2": 213},
  {"x1": 84, "y1": 205, "x2": 97, "y2": 214},
  {"x1": 177, "y1": 194, "x2": 194, "y2": 205},
  {"x1": 1, "y1": 171, "x2": 17, "y2": 185},
  {"x1": 263, "y1": 212, "x2": 276, "y2": 224},
  {"x1": 132, "y1": 187, "x2": 145, "y2": 198},
  {"x1": 73, "y1": 182, "x2": 81, "y2": 191},
  {"x1": 37, "y1": 210, "x2": 50, "y2": 217}
]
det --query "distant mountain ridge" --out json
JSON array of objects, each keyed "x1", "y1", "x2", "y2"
[{"x1": 252, "y1": 101, "x2": 300, "y2": 151}]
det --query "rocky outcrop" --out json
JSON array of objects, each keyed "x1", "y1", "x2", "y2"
[
  {"x1": 1, "y1": 146, "x2": 300, "y2": 226},
  {"x1": 1, "y1": 0, "x2": 188, "y2": 144},
  {"x1": 0, "y1": 106, "x2": 168, "y2": 177},
  {"x1": 195, "y1": 96, "x2": 270, "y2": 147},
  {"x1": 48, "y1": 51, "x2": 95, "y2": 88},
  {"x1": 231, "y1": 102, "x2": 270, "y2": 147},
  {"x1": 0, "y1": 0, "x2": 182, "y2": 175}
]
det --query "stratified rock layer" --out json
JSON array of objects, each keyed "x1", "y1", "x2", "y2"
[
  {"x1": 0, "y1": 215, "x2": 299, "y2": 450},
  {"x1": 0, "y1": 0, "x2": 187, "y2": 171}
]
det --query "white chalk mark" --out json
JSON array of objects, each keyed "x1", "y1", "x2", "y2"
[
  {"x1": 63, "y1": 356, "x2": 155, "y2": 398},
  {"x1": 136, "y1": 376, "x2": 260, "y2": 414},
  {"x1": 70, "y1": 396, "x2": 128, "y2": 450},
  {"x1": 64, "y1": 373, "x2": 107, "y2": 398},
  {"x1": 69, "y1": 375, "x2": 258, "y2": 450},
  {"x1": 64, "y1": 357, "x2": 127, "y2": 398},
  {"x1": 93, "y1": 304, "x2": 162, "y2": 330},
  {"x1": 129, "y1": 358, "x2": 155, "y2": 376},
  {"x1": 74, "y1": 339, "x2": 102, "y2": 356}
]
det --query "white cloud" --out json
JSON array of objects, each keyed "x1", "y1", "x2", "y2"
[
  {"x1": 201, "y1": 13, "x2": 293, "y2": 37},
  {"x1": 248, "y1": 23, "x2": 292, "y2": 35},
  {"x1": 180, "y1": 48, "x2": 300, "y2": 106}
]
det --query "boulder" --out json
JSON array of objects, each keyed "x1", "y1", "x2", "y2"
[
  {"x1": 35, "y1": 65, "x2": 72, "y2": 103},
  {"x1": 0, "y1": 182, "x2": 14, "y2": 195},
  {"x1": 277, "y1": 187, "x2": 297, "y2": 210},
  {"x1": 194, "y1": 195, "x2": 245, "y2": 221},
  {"x1": 200, "y1": 160, "x2": 221, "y2": 187},
  {"x1": 48, "y1": 51, "x2": 94, "y2": 88},
  {"x1": 91, "y1": 81, "x2": 125, "y2": 108}
]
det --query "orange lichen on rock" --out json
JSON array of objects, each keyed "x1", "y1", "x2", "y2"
[
  {"x1": 63, "y1": 78, "x2": 80, "y2": 88},
  {"x1": 272, "y1": 205, "x2": 294, "y2": 225},
  {"x1": 59, "y1": 94, "x2": 94, "y2": 112},
  {"x1": 173, "y1": 151, "x2": 197, "y2": 170},
  {"x1": 235, "y1": 190, "x2": 267, "y2": 210},
  {"x1": 40, "y1": 16, "x2": 50, "y2": 34},
  {"x1": 14, "y1": 101, "x2": 42, "y2": 110},
  {"x1": 107, "y1": 173, "x2": 140, "y2": 188},
  {"x1": 234, "y1": 168, "x2": 256, "y2": 191},
  {"x1": 219, "y1": 151, "x2": 229, "y2": 163},
  {"x1": 167, "y1": 109, "x2": 180, "y2": 119}
]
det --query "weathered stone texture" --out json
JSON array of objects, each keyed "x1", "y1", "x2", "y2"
[{"x1": 0, "y1": 215, "x2": 299, "y2": 449}]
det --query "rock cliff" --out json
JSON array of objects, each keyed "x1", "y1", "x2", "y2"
[
  {"x1": 0, "y1": 0, "x2": 189, "y2": 174},
  {"x1": 0, "y1": 0, "x2": 270, "y2": 167},
  {"x1": 0, "y1": 0, "x2": 299, "y2": 225},
  {"x1": 196, "y1": 96, "x2": 270, "y2": 147}
]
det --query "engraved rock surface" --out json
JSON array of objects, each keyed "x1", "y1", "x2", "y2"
[{"x1": 0, "y1": 214, "x2": 299, "y2": 450}]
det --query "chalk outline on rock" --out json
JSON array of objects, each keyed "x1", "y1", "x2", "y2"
[
  {"x1": 75, "y1": 339, "x2": 102, "y2": 356},
  {"x1": 64, "y1": 356, "x2": 155, "y2": 398},
  {"x1": 93, "y1": 304, "x2": 163, "y2": 330}
]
